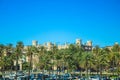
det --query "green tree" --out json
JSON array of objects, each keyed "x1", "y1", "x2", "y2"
[
  {"x1": 54, "y1": 49, "x2": 63, "y2": 76},
  {"x1": 26, "y1": 45, "x2": 38, "y2": 77},
  {"x1": 37, "y1": 46, "x2": 47, "y2": 80},
  {"x1": 99, "y1": 48, "x2": 109, "y2": 77},
  {"x1": 5, "y1": 44, "x2": 14, "y2": 72},
  {"x1": 0, "y1": 44, "x2": 13, "y2": 79},
  {"x1": 15, "y1": 41, "x2": 24, "y2": 79},
  {"x1": 0, "y1": 44, "x2": 5, "y2": 77},
  {"x1": 75, "y1": 45, "x2": 84, "y2": 76},
  {"x1": 80, "y1": 52, "x2": 93, "y2": 78},
  {"x1": 93, "y1": 45, "x2": 101, "y2": 74},
  {"x1": 111, "y1": 43, "x2": 120, "y2": 75},
  {"x1": 59, "y1": 49, "x2": 66, "y2": 74},
  {"x1": 51, "y1": 45, "x2": 58, "y2": 73},
  {"x1": 67, "y1": 44, "x2": 77, "y2": 73}
]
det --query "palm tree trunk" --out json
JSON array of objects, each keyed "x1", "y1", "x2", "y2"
[
  {"x1": 10, "y1": 66, "x2": 12, "y2": 73},
  {"x1": 86, "y1": 57, "x2": 88, "y2": 79},
  {"x1": 42, "y1": 69, "x2": 44, "y2": 80},
  {"x1": 28, "y1": 53, "x2": 32, "y2": 79},
  {"x1": 112, "y1": 56, "x2": 115, "y2": 76},
  {"x1": 10, "y1": 61, "x2": 13, "y2": 74},
  {"x1": 15, "y1": 55, "x2": 18, "y2": 79},
  {"x1": 86, "y1": 67, "x2": 88, "y2": 78},
  {"x1": 2, "y1": 66, "x2": 5, "y2": 80},
  {"x1": 63, "y1": 62, "x2": 64, "y2": 74},
  {"x1": 97, "y1": 62, "x2": 99, "y2": 75},
  {"x1": 117, "y1": 64, "x2": 119, "y2": 76},
  {"x1": 48, "y1": 67, "x2": 50, "y2": 78},
  {"x1": 67, "y1": 66, "x2": 69, "y2": 74},
  {"x1": 79, "y1": 68, "x2": 82, "y2": 77},
  {"x1": 90, "y1": 64, "x2": 91, "y2": 76},
  {"x1": 56, "y1": 66, "x2": 58, "y2": 80},
  {"x1": 100, "y1": 65, "x2": 102, "y2": 80}
]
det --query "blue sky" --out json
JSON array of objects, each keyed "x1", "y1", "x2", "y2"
[{"x1": 0, "y1": 0, "x2": 120, "y2": 47}]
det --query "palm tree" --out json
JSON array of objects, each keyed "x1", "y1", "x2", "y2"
[
  {"x1": 45, "y1": 50, "x2": 53, "y2": 76},
  {"x1": 80, "y1": 52, "x2": 93, "y2": 78},
  {"x1": 92, "y1": 47, "x2": 110, "y2": 78},
  {"x1": 37, "y1": 46, "x2": 47, "y2": 80},
  {"x1": 26, "y1": 45, "x2": 38, "y2": 78},
  {"x1": 5, "y1": 44, "x2": 14, "y2": 72},
  {"x1": 59, "y1": 49, "x2": 66, "y2": 74},
  {"x1": 111, "y1": 43, "x2": 120, "y2": 75},
  {"x1": 51, "y1": 45, "x2": 58, "y2": 74},
  {"x1": 75, "y1": 45, "x2": 84, "y2": 76},
  {"x1": 66, "y1": 44, "x2": 77, "y2": 73},
  {"x1": 93, "y1": 45, "x2": 101, "y2": 74},
  {"x1": 103, "y1": 47, "x2": 111, "y2": 73},
  {"x1": 15, "y1": 41, "x2": 24, "y2": 79},
  {"x1": 116, "y1": 53, "x2": 120, "y2": 76},
  {"x1": 0, "y1": 44, "x2": 13, "y2": 79},
  {"x1": 0, "y1": 44, "x2": 5, "y2": 78},
  {"x1": 1, "y1": 56, "x2": 12, "y2": 79},
  {"x1": 54, "y1": 49, "x2": 62, "y2": 76},
  {"x1": 87, "y1": 53, "x2": 94, "y2": 76},
  {"x1": 98, "y1": 48, "x2": 109, "y2": 77}
]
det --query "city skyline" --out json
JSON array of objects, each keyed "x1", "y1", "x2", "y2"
[{"x1": 0, "y1": 0, "x2": 120, "y2": 47}]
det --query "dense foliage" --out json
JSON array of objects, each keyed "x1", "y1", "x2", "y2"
[{"x1": 0, "y1": 42, "x2": 120, "y2": 77}]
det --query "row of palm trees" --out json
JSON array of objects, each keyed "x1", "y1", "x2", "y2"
[{"x1": 0, "y1": 41, "x2": 120, "y2": 77}]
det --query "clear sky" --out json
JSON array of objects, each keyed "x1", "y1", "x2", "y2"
[{"x1": 0, "y1": 0, "x2": 120, "y2": 47}]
